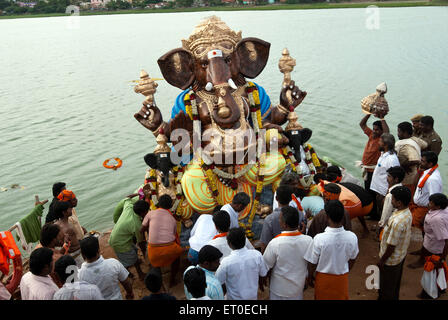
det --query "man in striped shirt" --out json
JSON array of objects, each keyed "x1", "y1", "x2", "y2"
[{"x1": 377, "y1": 186, "x2": 412, "y2": 300}]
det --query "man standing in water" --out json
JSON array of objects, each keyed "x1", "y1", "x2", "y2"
[
  {"x1": 359, "y1": 113, "x2": 389, "y2": 220},
  {"x1": 53, "y1": 201, "x2": 84, "y2": 267}
]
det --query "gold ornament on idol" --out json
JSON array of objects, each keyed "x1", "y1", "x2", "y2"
[
  {"x1": 134, "y1": 70, "x2": 159, "y2": 104},
  {"x1": 181, "y1": 16, "x2": 242, "y2": 59}
]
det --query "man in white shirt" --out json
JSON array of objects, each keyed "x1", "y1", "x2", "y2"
[
  {"x1": 221, "y1": 192, "x2": 251, "y2": 229},
  {"x1": 377, "y1": 166, "x2": 405, "y2": 238},
  {"x1": 53, "y1": 255, "x2": 104, "y2": 300},
  {"x1": 20, "y1": 247, "x2": 59, "y2": 300},
  {"x1": 78, "y1": 236, "x2": 134, "y2": 300},
  {"x1": 411, "y1": 151, "x2": 443, "y2": 230},
  {"x1": 304, "y1": 200, "x2": 359, "y2": 300},
  {"x1": 263, "y1": 206, "x2": 313, "y2": 300},
  {"x1": 208, "y1": 210, "x2": 254, "y2": 261},
  {"x1": 215, "y1": 228, "x2": 268, "y2": 300},
  {"x1": 188, "y1": 213, "x2": 218, "y2": 265},
  {"x1": 183, "y1": 267, "x2": 212, "y2": 300},
  {"x1": 370, "y1": 133, "x2": 400, "y2": 218},
  {"x1": 260, "y1": 186, "x2": 306, "y2": 252},
  {"x1": 409, "y1": 151, "x2": 443, "y2": 257}
]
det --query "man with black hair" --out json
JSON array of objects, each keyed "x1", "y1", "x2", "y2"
[
  {"x1": 54, "y1": 201, "x2": 83, "y2": 267},
  {"x1": 378, "y1": 166, "x2": 406, "y2": 237},
  {"x1": 377, "y1": 186, "x2": 412, "y2": 300},
  {"x1": 418, "y1": 115, "x2": 442, "y2": 155},
  {"x1": 141, "y1": 194, "x2": 183, "y2": 287},
  {"x1": 38, "y1": 223, "x2": 67, "y2": 284},
  {"x1": 221, "y1": 192, "x2": 251, "y2": 229},
  {"x1": 304, "y1": 200, "x2": 358, "y2": 300},
  {"x1": 20, "y1": 247, "x2": 59, "y2": 300},
  {"x1": 411, "y1": 151, "x2": 443, "y2": 232},
  {"x1": 307, "y1": 183, "x2": 352, "y2": 238},
  {"x1": 359, "y1": 113, "x2": 389, "y2": 198},
  {"x1": 327, "y1": 165, "x2": 362, "y2": 186},
  {"x1": 215, "y1": 228, "x2": 268, "y2": 300},
  {"x1": 109, "y1": 198, "x2": 148, "y2": 280},
  {"x1": 263, "y1": 206, "x2": 313, "y2": 300},
  {"x1": 260, "y1": 186, "x2": 305, "y2": 251},
  {"x1": 183, "y1": 245, "x2": 224, "y2": 300},
  {"x1": 53, "y1": 255, "x2": 104, "y2": 300},
  {"x1": 78, "y1": 236, "x2": 134, "y2": 300},
  {"x1": 45, "y1": 182, "x2": 66, "y2": 223},
  {"x1": 208, "y1": 210, "x2": 254, "y2": 260},
  {"x1": 272, "y1": 172, "x2": 302, "y2": 211},
  {"x1": 370, "y1": 133, "x2": 400, "y2": 220},
  {"x1": 396, "y1": 121, "x2": 427, "y2": 192},
  {"x1": 184, "y1": 267, "x2": 210, "y2": 300},
  {"x1": 141, "y1": 268, "x2": 176, "y2": 300}
]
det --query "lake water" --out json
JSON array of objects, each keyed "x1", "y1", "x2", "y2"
[{"x1": 1, "y1": 7, "x2": 447, "y2": 233}]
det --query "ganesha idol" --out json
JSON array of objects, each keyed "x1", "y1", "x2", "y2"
[{"x1": 134, "y1": 16, "x2": 321, "y2": 233}]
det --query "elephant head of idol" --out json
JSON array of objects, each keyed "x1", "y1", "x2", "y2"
[{"x1": 157, "y1": 16, "x2": 270, "y2": 130}]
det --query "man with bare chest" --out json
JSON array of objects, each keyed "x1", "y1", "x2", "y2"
[{"x1": 53, "y1": 201, "x2": 84, "y2": 267}]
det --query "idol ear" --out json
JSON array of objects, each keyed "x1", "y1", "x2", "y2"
[
  {"x1": 299, "y1": 128, "x2": 313, "y2": 143},
  {"x1": 236, "y1": 37, "x2": 270, "y2": 79},
  {"x1": 158, "y1": 48, "x2": 195, "y2": 90},
  {"x1": 143, "y1": 153, "x2": 158, "y2": 169}
]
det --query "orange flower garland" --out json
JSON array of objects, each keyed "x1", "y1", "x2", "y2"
[{"x1": 103, "y1": 158, "x2": 123, "y2": 170}]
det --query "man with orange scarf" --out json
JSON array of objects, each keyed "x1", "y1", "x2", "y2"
[
  {"x1": 410, "y1": 152, "x2": 443, "y2": 231},
  {"x1": 57, "y1": 189, "x2": 86, "y2": 240},
  {"x1": 409, "y1": 151, "x2": 443, "y2": 260},
  {"x1": 307, "y1": 183, "x2": 352, "y2": 238},
  {"x1": 304, "y1": 200, "x2": 359, "y2": 300}
]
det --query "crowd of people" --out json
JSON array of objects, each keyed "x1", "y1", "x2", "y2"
[{"x1": 2, "y1": 113, "x2": 446, "y2": 301}]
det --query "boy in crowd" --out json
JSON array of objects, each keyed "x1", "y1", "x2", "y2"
[
  {"x1": 53, "y1": 255, "x2": 104, "y2": 300},
  {"x1": 263, "y1": 206, "x2": 313, "y2": 300},
  {"x1": 208, "y1": 210, "x2": 254, "y2": 260},
  {"x1": 305, "y1": 200, "x2": 359, "y2": 300},
  {"x1": 141, "y1": 268, "x2": 176, "y2": 300},
  {"x1": 184, "y1": 245, "x2": 224, "y2": 300},
  {"x1": 183, "y1": 267, "x2": 211, "y2": 300},
  {"x1": 78, "y1": 236, "x2": 134, "y2": 300},
  {"x1": 215, "y1": 228, "x2": 268, "y2": 300}
]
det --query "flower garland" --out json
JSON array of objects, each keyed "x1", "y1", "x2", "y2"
[
  {"x1": 199, "y1": 158, "x2": 222, "y2": 205},
  {"x1": 146, "y1": 168, "x2": 158, "y2": 210},
  {"x1": 308, "y1": 144, "x2": 322, "y2": 169},
  {"x1": 282, "y1": 144, "x2": 316, "y2": 188},
  {"x1": 244, "y1": 153, "x2": 266, "y2": 239},
  {"x1": 144, "y1": 165, "x2": 185, "y2": 215}
]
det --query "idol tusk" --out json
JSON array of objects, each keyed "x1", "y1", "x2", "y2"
[
  {"x1": 228, "y1": 78, "x2": 237, "y2": 90},
  {"x1": 205, "y1": 82, "x2": 213, "y2": 91}
]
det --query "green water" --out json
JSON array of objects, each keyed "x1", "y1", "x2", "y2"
[{"x1": 1, "y1": 8, "x2": 447, "y2": 233}]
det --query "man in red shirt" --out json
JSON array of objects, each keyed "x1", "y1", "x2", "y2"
[{"x1": 359, "y1": 113, "x2": 389, "y2": 220}]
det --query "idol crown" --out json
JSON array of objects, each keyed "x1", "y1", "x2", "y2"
[{"x1": 182, "y1": 16, "x2": 242, "y2": 58}]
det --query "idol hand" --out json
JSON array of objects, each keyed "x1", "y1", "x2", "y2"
[
  {"x1": 280, "y1": 80, "x2": 307, "y2": 110},
  {"x1": 134, "y1": 102, "x2": 163, "y2": 132}
]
